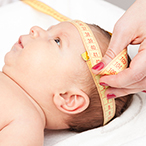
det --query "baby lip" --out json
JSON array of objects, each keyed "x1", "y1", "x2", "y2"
[{"x1": 18, "y1": 36, "x2": 24, "y2": 49}]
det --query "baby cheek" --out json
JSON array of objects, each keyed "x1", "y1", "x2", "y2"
[{"x1": 17, "y1": 46, "x2": 62, "y2": 75}]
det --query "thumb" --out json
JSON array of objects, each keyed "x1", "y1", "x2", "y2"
[{"x1": 92, "y1": 27, "x2": 130, "y2": 74}]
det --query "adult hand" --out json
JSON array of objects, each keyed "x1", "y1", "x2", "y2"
[{"x1": 92, "y1": 0, "x2": 146, "y2": 99}]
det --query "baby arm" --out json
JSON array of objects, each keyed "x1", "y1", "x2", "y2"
[{"x1": 0, "y1": 118, "x2": 44, "y2": 146}]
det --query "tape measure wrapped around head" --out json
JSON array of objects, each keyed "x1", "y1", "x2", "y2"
[{"x1": 22, "y1": 0, "x2": 128, "y2": 125}]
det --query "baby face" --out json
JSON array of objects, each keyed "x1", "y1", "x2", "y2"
[{"x1": 2, "y1": 22, "x2": 88, "y2": 101}]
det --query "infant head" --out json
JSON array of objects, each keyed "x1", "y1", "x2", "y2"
[
  {"x1": 65, "y1": 23, "x2": 133, "y2": 132},
  {"x1": 2, "y1": 21, "x2": 132, "y2": 132}
]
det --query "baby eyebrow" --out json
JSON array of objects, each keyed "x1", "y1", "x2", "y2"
[
  {"x1": 47, "y1": 25, "x2": 69, "y2": 47},
  {"x1": 62, "y1": 33, "x2": 69, "y2": 48},
  {"x1": 47, "y1": 25, "x2": 55, "y2": 31}
]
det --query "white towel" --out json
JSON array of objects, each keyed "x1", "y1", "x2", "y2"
[
  {"x1": 0, "y1": 0, "x2": 19, "y2": 6},
  {"x1": 51, "y1": 93, "x2": 146, "y2": 146}
]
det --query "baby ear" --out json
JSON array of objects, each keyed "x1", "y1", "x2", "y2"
[{"x1": 53, "y1": 89, "x2": 90, "y2": 114}]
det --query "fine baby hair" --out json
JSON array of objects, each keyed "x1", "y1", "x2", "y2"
[{"x1": 66, "y1": 22, "x2": 133, "y2": 132}]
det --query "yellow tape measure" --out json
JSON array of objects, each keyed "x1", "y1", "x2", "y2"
[
  {"x1": 21, "y1": 0, "x2": 128, "y2": 125},
  {"x1": 71, "y1": 20, "x2": 127, "y2": 124},
  {"x1": 22, "y1": 0, "x2": 71, "y2": 22}
]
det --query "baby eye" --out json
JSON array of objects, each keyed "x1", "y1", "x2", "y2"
[{"x1": 54, "y1": 38, "x2": 60, "y2": 46}]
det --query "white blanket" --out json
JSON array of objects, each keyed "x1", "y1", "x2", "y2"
[
  {"x1": 50, "y1": 93, "x2": 146, "y2": 146},
  {"x1": 0, "y1": 0, "x2": 19, "y2": 6},
  {"x1": 0, "y1": 0, "x2": 145, "y2": 146}
]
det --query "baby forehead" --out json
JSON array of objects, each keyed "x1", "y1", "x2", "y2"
[{"x1": 48, "y1": 21, "x2": 78, "y2": 32}]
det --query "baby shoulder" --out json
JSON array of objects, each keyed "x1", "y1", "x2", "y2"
[
  {"x1": 0, "y1": 113, "x2": 44, "y2": 146},
  {"x1": 0, "y1": 87, "x2": 44, "y2": 133}
]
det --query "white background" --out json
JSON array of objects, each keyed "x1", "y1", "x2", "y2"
[
  {"x1": 105, "y1": 0, "x2": 135, "y2": 10},
  {"x1": 0, "y1": 0, "x2": 136, "y2": 10}
]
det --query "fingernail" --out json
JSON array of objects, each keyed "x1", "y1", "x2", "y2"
[
  {"x1": 107, "y1": 93, "x2": 116, "y2": 99},
  {"x1": 92, "y1": 62, "x2": 104, "y2": 71},
  {"x1": 142, "y1": 90, "x2": 146, "y2": 93},
  {"x1": 100, "y1": 82, "x2": 109, "y2": 86}
]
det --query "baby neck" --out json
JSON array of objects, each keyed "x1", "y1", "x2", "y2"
[{"x1": 0, "y1": 72, "x2": 47, "y2": 128}]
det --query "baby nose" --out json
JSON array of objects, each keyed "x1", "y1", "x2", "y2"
[{"x1": 29, "y1": 26, "x2": 47, "y2": 38}]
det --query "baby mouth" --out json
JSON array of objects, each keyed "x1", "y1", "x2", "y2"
[{"x1": 18, "y1": 36, "x2": 24, "y2": 49}]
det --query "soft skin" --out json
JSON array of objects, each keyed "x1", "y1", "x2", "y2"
[{"x1": 0, "y1": 21, "x2": 94, "y2": 145}]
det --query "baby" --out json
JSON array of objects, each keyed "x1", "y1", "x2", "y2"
[{"x1": 0, "y1": 21, "x2": 132, "y2": 145}]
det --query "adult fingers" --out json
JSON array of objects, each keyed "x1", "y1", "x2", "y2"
[
  {"x1": 99, "y1": 39, "x2": 146, "y2": 88},
  {"x1": 104, "y1": 86, "x2": 142, "y2": 99},
  {"x1": 104, "y1": 75, "x2": 146, "y2": 99},
  {"x1": 92, "y1": 24, "x2": 131, "y2": 75},
  {"x1": 122, "y1": 76, "x2": 146, "y2": 90},
  {"x1": 99, "y1": 67, "x2": 145, "y2": 89}
]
